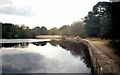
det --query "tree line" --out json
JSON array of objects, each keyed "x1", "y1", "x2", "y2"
[
  {"x1": 1, "y1": 21, "x2": 83, "y2": 39},
  {"x1": 84, "y1": 2, "x2": 120, "y2": 42},
  {"x1": 49, "y1": 21, "x2": 84, "y2": 37},
  {"x1": 1, "y1": 22, "x2": 48, "y2": 39}
]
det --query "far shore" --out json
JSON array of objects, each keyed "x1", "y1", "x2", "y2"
[{"x1": 35, "y1": 35, "x2": 62, "y2": 40}]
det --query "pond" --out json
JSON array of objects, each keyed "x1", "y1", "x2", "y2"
[{"x1": 0, "y1": 39, "x2": 92, "y2": 74}]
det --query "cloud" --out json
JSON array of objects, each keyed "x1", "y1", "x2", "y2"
[
  {"x1": 0, "y1": 0, "x2": 34, "y2": 16},
  {"x1": 2, "y1": 53, "x2": 46, "y2": 73},
  {"x1": 109, "y1": 0, "x2": 120, "y2": 2},
  {"x1": 0, "y1": 0, "x2": 12, "y2": 4}
]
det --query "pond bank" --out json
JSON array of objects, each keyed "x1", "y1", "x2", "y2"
[
  {"x1": 36, "y1": 35, "x2": 62, "y2": 39},
  {"x1": 63, "y1": 36, "x2": 120, "y2": 75}
]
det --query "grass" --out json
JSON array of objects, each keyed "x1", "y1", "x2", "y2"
[
  {"x1": 86, "y1": 37, "x2": 107, "y2": 42},
  {"x1": 108, "y1": 41, "x2": 120, "y2": 55},
  {"x1": 86, "y1": 37, "x2": 120, "y2": 55}
]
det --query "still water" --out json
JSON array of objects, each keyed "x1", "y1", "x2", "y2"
[{"x1": 0, "y1": 39, "x2": 92, "y2": 73}]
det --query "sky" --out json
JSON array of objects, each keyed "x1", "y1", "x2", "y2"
[{"x1": 0, "y1": 0, "x2": 110, "y2": 29}]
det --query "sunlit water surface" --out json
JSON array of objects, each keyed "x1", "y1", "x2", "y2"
[{"x1": 0, "y1": 39, "x2": 92, "y2": 73}]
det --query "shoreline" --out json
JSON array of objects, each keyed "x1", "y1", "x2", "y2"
[{"x1": 62, "y1": 36, "x2": 120, "y2": 75}]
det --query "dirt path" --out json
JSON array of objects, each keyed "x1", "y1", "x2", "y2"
[
  {"x1": 87, "y1": 38, "x2": 120, "y2": 65},
  {"x1": 85, "y1": 38, "x2": 120, "y2": 74}
]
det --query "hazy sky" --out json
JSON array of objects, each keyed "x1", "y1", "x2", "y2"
[{"x1": 0, "y1": 0, "x2": 110, "y2": 29}]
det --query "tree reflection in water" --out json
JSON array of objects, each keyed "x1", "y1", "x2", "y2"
[
  {"x1": 49, "y1": 40, "x2": 92, "y2": 68},
  {"x1": 2, "y1": 43, "x2": 29, "y2": 48},
  {"x1": 32, "y1": 41, "x2": 47, "y2": 46},
  {"x1": 2, "y1": 41, "x2": 48, "y2": 48},
  {"x1": 49, "y1": 40, "x2": 58, "y2": 46}
]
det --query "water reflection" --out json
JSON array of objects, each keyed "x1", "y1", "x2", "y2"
[
  {"x1": 2, "y1": 53, "x2": 45, "y2": 73},
  {"x1": 49, "y1": 41, "x2": 58, "y2": 46},
  {"x1": 2, "y1": 41, "x2": 48, "y2": 48},
  {"x1": 32, "y1": 41, "x2": 47, "y2": 46},
  {"x1": 54, "y1": 40, "x2": 92, "y2": 68},
  {"x1": 1, "y1": 40, "x2": 92, "y2": 73},
  {"x1": 2, "y1": 43, "x2": 29, "y2": 48}
]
